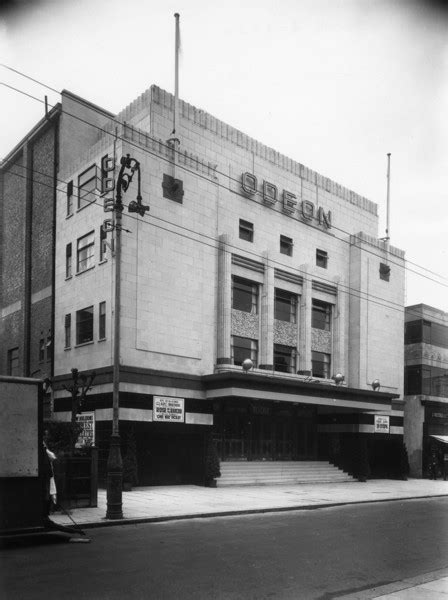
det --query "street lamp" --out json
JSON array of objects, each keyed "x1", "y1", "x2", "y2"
[{"x1": 106, "y1": 154, "x2": 148, "y2": 520}]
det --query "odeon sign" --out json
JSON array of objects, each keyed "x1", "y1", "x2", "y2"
[{"x1": 241, "y1": 172, "x2": 331, "y2": 230}]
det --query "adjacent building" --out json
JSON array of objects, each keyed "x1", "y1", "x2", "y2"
[
  {"x1": 404, "y1": 304, "x2": 448, "y2": 477},
  {"x1": 46, "y1": 85, "x2": 406, "y2": 484}
]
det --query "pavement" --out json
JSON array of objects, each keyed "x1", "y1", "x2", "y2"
[{"x1": 50, "y1": 478, "x2": 448, "y2": 599}]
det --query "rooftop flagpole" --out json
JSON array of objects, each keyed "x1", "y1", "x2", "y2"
[{"x1": 174, "y1": 12, "x2": 180, "y2": 140}]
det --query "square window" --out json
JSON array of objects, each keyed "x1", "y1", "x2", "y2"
[
  {"x1": 66, "y1": 243, "x2": 72, "y2": 278},
  {"x1": 77, "y1": 231, "x2": 95, "y2": 273},
  {"x1": 232, "y1": 276, "x2": 258, "y2": 313},
  {"x1": 239, "y1": 219, "x2": 254, "y2": 243},
  {"x1": 311, "y1": 351, "x2": 331, "y2": 378},
  {"x1": 78, "y1": 164, "x2": 98, "y2": 209},
  {"x1": 65, "y1": 314, "x2": 71, "y2": 348},
  {"x1": 76, "y1": 307, "x2": 94, "y2": 345},
  {"x1": 99, "y1": 302, "x2": 106, "y2": 340},
  {"x1": 312, "y1": 299, "x2": 331, "y2": 331},
  {"x1": 316, "y1": 249, "x2": 328, "y2": 269},
  {"x1": 7, "y1": 347, "x2": 19, "y2": 376},
  {"x1": 274, "y1": 344, "x2": 297, "y2": 373},
  {"x1": 380, "y1": 262, "x2": 390, "y2": 281},
  {"x1": 280, "y1": 235, "x2": 293, "y2": 256},
  {"x1": 231, "y1": 336, "x2": 258, "y2": 366},
  {"x1": 274, "y1": 289, "x2": 297, "y2": 323}
]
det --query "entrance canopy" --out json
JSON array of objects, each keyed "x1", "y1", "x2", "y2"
[{"x1": 430, "y1": 435, "x2": 448, "y2": 444}]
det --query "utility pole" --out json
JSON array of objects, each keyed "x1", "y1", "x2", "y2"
[{"x1": 106, "y1": 153, "x2": 148, "y2": 520}]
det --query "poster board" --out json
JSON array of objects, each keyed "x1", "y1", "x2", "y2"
[
  {"x1": 153, "y1": 396, "x2": 185, "y2": 422},
  {"x1": 75, "y1": 412, "x2": 95, "y2": 447},
  {"x1": 374, "y1": 415, "x2": 390, "y2": 434}
]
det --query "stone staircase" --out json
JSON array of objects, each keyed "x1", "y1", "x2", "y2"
[{"x1": 217, "y1": 461, "x2": 355, "y2": 487}]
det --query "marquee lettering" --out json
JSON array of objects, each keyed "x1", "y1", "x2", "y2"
[{"x1": 241, "y1": 172, "x2": 332, "y2": 229}]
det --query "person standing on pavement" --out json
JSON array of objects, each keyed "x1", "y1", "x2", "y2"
[{"x1": 43, "y1": 430, "x2": 57, "y2": 514}]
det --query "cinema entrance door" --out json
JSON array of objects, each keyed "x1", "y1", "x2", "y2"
[{"x1": 213, "y1": 399, "x2": 317, "y2": 461}]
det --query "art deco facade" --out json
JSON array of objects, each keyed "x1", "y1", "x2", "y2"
[{"x1": 48, "y1": 86, "x2": 406, "y2": 483}]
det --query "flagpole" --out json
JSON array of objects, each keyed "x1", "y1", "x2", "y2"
[{"x1": 174, "y1": 12, "x2": 180, "y2": 140}]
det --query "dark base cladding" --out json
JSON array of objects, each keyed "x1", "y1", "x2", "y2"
[
  {"x1": 320, "y1": 432, "x2": 408, "y2": 479},
  {"x1": 96, "y1": 422, "x2": 209, "y2": 488}
]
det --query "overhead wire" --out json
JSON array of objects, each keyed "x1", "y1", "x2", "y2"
[
  {"x1": 1, "y1": 63, "x2": 447, "y2": 286},
  {"x1": 2, "y1": 79, "x2": 447, "y2": 294},
  {"x1": 2, "y1": 74, "x2": 448, "y2": 371},
  {"x1": 1, "y1": 71, "x2": 447, "y2": 322},
  {"x1": 5, "y1": 155, "x2": 447, "y2": 332}
]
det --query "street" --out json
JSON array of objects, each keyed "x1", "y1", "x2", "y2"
[{"x1": 1, "y1": 497, "x2": 448, "y2": 599}]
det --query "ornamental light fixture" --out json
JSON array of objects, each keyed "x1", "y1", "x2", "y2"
[
  {"x1": 371, "y1": 379, "x2": 381, "y2": 391},
  {"x1": 332, "y1": 373, "x2": 345, "y2": 385},
  {"x1": 242, "y1": 359, "x2": 254, "y2": 373}
]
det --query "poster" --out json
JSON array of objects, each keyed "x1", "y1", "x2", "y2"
[
  {"x1": 374, "y1": 415, "x2": 390, "y2": 434},
  {"x1": 153, "y1": 397, "x2": 185, "y2": 422},
  {"x1": 76, "y1": 412, "x2": 95, "y2": 447}
]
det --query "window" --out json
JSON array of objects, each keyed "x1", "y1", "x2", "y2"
[
  {"x1": 78, "y1": 164, "x2": 98, "y2": 209},
  {"x1": 232, "y1": 276, "x2": 258, "y2": 313},
  {"x1": 66, "y1": 243, "x2": 72, "y2": 278},
  {"x1": 274, "y1": 289, "x2": 297, "y2": 323},
  {"x1": 67, "y1": 180, "x2": 73, "y2": 216},
  {"x1": 316, "y1": 249, "x2": 328, "y2": 269},
  {"x1": 274, "y1": 345, "x2": 297, "y2": 373},
  {"x1": 312, "y1": 351, "x2": 331, "y2": 379},
  {"x1": 76, "y1": 306, "x2": 94, "y2": 345},
  {"x1": 7, "y1": 347, "x2": 19, "y2": 376},
  {"x1": 99, "y1": 302, "x2": 106, "y2": 340},
  {"x1": 39, "y1": 338, "x2": 45, "y2": 362},
  {"x1": 379, "y1": 262, "x2": 390, "y2": 281},
  {"x1": 312, "y1": 299, "x2": 331, "y2": 331},
  {"x1": 65, "y1": 314, "x2": 71, "y2": 348},
  {"x1": 280, "y1": 235, "x2": 293, "y2": 256},
  {"x1": 231, "y1": 336, "x2": 258, "y2": 366},
  {"x1": 77, "y1": 231, "x2": 95, "y2": 273},
  {"x1": 239, "y1": 219, "x2": 254, "y2": 242},
  {"x1": 100, "y1": 226, "x2": 107, "y2": 262}
]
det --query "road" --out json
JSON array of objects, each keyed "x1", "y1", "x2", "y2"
[{"x1": 1, "y1": 497, "x2": 448, "y2": 599}]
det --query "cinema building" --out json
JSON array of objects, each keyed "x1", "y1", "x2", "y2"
[{"x1": 52, "y1": 86, "x2": 406, "y2": 485}]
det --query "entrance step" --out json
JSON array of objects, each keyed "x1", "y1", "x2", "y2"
[{"x1": 217, "y1": 461, "x2": 355, "y2": 487}]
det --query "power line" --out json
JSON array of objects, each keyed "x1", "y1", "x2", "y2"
[
  {"x1": 2, "y1": 89, "x2": 447, "y2": 299},
  {"x1": 2, "y1": 65, "x2": 447, "y2": 285},
  {"x1": 2, "y1": 76, "x2": 448, "y2": 310},
  {"x1": 4, "y1": 159, "x2": 443, "y2": 325},
  {"x1": 0, "y1": 63, "x2": 448, "y2": 283}
]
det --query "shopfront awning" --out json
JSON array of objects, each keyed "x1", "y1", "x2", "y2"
[{"x1": 430, "y1": 435, "x2": 448, "y2": 444}]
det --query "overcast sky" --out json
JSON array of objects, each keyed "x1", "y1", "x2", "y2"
[{"x1": 1, "y1": 0, "x2": 447, "y2": 310}]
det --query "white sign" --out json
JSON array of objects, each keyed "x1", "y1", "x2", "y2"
[
  {"x1": 153, "y1": 397, "x2": 185, "y2": 422},
  {"x1": 76, "y1": 412, "x2": 95, "y2": 447},
  {"x1": 374, "y1": 415, "x2": 390, "y2": 433}
]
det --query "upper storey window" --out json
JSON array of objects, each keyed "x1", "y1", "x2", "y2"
[
  {"x1": 77, "y1": 231, "x2": 95, "y2": 273},
  {"x1": 78, "y1": 164, "x2": 98, "y2": 209},
  {"x1": 274, "y1": 289, "x2": 297, "y2": 323},
  {"x1": 316, "y1": 249, "x2": 328, "y2": 269},
  {"x1": 239, "y1": 219, "x2": 254, "y2": 243},
  {"x1": 312, "y1": 299, "x2": 331, "y2": 331},
  {"x1": 280, "y1": 235, "x2": 293, "y2": 257},
  {"x1": 232, "y1": 276, "x2": 258, "y2": 314}
]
